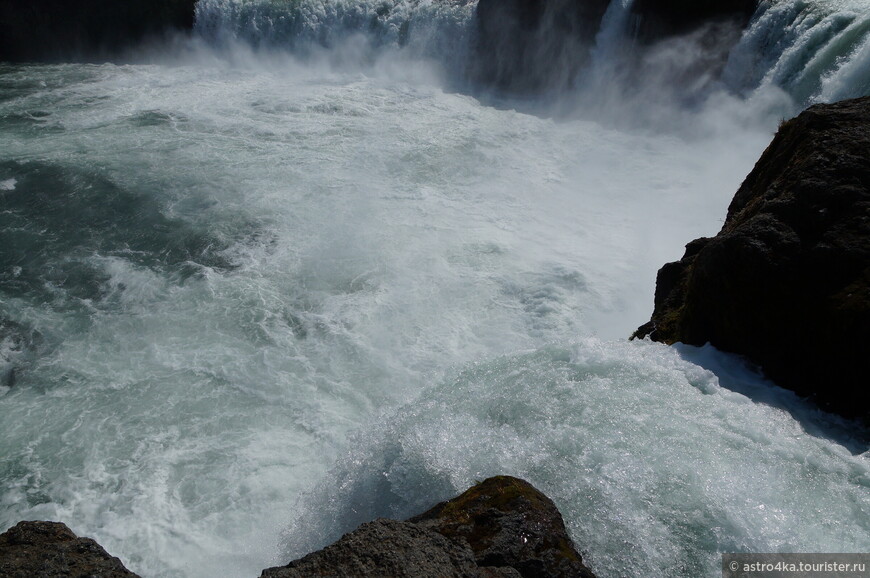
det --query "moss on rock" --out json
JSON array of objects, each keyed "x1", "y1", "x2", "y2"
[{"x1": 410, "y1": 476, "x2": 595, "y2": 578}]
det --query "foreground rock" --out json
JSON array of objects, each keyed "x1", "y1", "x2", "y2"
[
  {"x1": 263, "y1": 476, "x2": 596, "y2": 578},
  {"x1": 634, "y1": 96, "x2": 870, "y2": 419},
  {"x1": 0, "y1": 521, "x2": 139, "y2": 578},
  {"x1": 261, "y1": 518, "x2": 483, "y2": 578},
  {"x1": 411, "y1": 476, "x2": 596, "y2": 578}
]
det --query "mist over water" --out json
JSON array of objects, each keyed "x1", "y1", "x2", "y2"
[{"x1": 1, "y1": 0, "x2": 869, "y2": 576}]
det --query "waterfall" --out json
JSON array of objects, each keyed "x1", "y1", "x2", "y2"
[
  {"x1": 1, "y1": 1, "x2": 868, "y2": 577},
  {"x1": 723, "y1": 0, "x2": 870, "y2": 102},
  {"x1": 194, "y1": 0, "x2": 870, "y2": 104}
]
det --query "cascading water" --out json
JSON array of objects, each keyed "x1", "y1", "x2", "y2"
[
  {"x1": 1, "y1": 0, "x2": 868, "y2": 576},
  {"x1": 194, "y1": 0, "x2": 477, "y2": 71},
  {"x1": 723, "y1": 0, "x2": 870, "y2": 102}
]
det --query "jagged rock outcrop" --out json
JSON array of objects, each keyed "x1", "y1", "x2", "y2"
[
  {"x1": 0, "y1": 0, "x2": 197, "y2": 62},
  {"x1": 0, "y1": 521, "x2": 139, "y2": 578},
  {"x1": 262, "y1": 476, "x2": 596, "y2": 578},
  {"x1": 631, "y1": 0, "x2": 758, "y2": 40},
  {"x1": 634, "y1": 96, "x2": 870, "y2": 420},
  {"x1": 3, "y1": 477, "x2": 587, "y2": 578},
  {"x1": 472, "y1": 0, "x2": 610, "y2": 92},
  {"x1": 411, "y1": 476, "x2": 596, "y2": 578}
]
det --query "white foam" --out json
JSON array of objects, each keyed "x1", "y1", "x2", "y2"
[
  {"x1": 282, "y1": 339, "x2": 870, "y2": 576},
  {"x1": 0, "y1": 3, "x2": 867, "y2": 576},
  {"x1": 724, "y1": 0, "x2": 870, "y2": 103},
  {"x1": 818, "y1": 26, "x2": 870, "y2": 101}
]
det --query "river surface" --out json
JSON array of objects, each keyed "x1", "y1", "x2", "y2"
[{"x1": 1, "y1": 0, "x2": 868, "y2": 576}]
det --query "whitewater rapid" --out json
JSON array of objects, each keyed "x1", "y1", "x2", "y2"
[{"x1": 1, "y1": 0, "x2": 869, "y2": 576}]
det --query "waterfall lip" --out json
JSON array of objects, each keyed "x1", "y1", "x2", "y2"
[
  {"x1": 722, "y1": 0, "x2": 870, "y2": 102},
  {"x1": 192, "y1": 0, "x2": 869, "y2": 107}
]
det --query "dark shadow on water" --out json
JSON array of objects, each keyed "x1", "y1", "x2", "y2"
[
  {"x1": 674, "y1": 342, "x2": 870, "y2": 456},
  {"x1": 0, "y1": 159, "x2": 240, "y2": 306}
]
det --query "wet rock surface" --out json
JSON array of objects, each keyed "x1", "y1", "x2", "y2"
[{"x1": 261, "y1": 518, "x2": 482, "y2": 578}]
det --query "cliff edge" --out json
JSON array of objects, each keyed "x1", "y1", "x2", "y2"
[
  {"x1": 634, "y1": 96, "x2": 870, "y2": 420},
  {"x1": 263, "y1": 476, "x2": 596, "y2": 578},
  {"x1": 0, "y1": 521, "x2": 139, "y2": 578}
]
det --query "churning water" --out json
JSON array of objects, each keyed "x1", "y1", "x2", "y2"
[{"x1": 1, "y1": 0, "x2": 868, "y2": 576}]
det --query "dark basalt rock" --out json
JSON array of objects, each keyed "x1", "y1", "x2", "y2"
[
  {"x1": 0, "y1": 0, "x2": 197, "y2": 62},
  {"x1": 261, "y1": 518, "x2": 483, "y2": 578},
  {"x1": 472, "y1": 0, "x2": 611, "y2": 92},
  {"x1": 634, "y1": 96, "x2": 870, "y2": 420},
  {"x1": 263, "y1": 476, "x2": 596, "y2": 578},
  {"x1": 0, "y1": 520, "x2": 139, "y2": 578},
  {"x1": 631, "y1": 0, "x2": 759, "y2": 40},
  {"x1": 411, "y1": 476, "x2": 596, "y2": 578}
]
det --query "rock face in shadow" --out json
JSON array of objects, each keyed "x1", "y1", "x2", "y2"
[
  {"x1": 0, "y1": 0, "x2": 197, "y2": 62},
  {"x1": 472, "y1": 0, "x2": 611, "y2": 92},
  {"x1": 0, "y1": 521, "x2": 139, "y2": 578},
  {"x1": 262, "y1": 476, "x2": 596, "y2": 578},
  {"x1": 631, "y1": 0, "x2": 758, "y2": 40},
  {"x1": 634, "y1": 96, "x2": 870, "y2": 420}
]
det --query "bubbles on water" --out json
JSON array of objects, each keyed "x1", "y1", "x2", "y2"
[
  {"x1": 1, "y1": 3, "x2": 868, "y2": 575},
  {"x1": 817, "y1": 26, "x2": 870, "y2": 101},
  {"x1": 280, "y1": 338, "x2": 870, "y2": 576},
  {"x1": 722, "y1": 0, "x2": 870, "y2": 105},
  {"x1": 0, "y1": 159, "x2": 240, "y2": 315}
]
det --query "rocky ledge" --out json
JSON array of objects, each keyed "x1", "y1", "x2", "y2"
[
  {"x1": 1, "y1": 476, "x2": 595, "y2": 577},
  {"x1": 0, "y1": 520, "x2": 139, "y2": 578},
  {"x1": 263, "y1": 476, "x2": 596, "y2": 577},
  {"x1": 634, "y1": 96, "x2": 870, "y2": 420}
]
